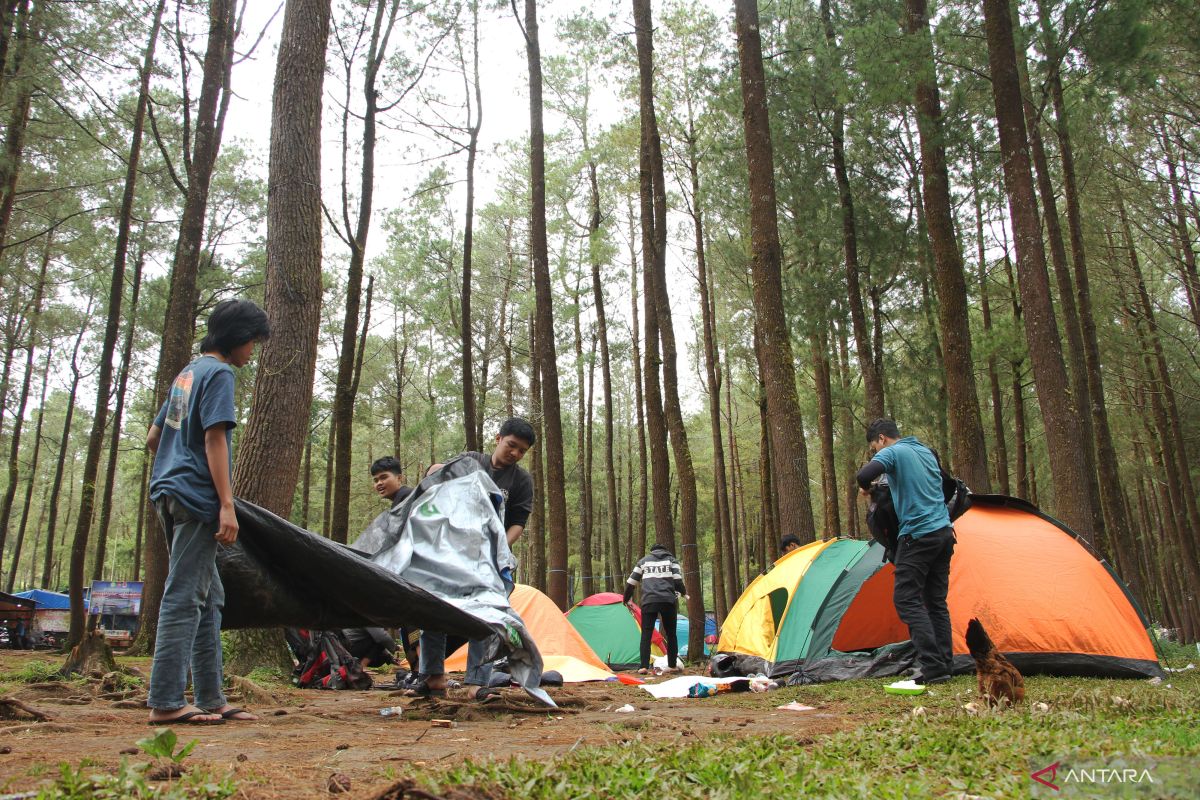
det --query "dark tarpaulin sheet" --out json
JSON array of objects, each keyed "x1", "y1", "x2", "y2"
[
  {"x1": 786, "y1": 641, "x2": 918, "y2": 685},
  {"x1": 218, "y1": 499, "x2": 492, "y2": 641}
]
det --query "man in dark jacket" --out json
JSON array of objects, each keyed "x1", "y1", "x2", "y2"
[{"x1": 624, "y1": 544, "x2": 686, "y2": 674}]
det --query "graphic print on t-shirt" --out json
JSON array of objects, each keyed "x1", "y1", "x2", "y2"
[
  {"x1": 164, "y1": 370, "x2": 194, "y2": 430},
  {"x1": 641, "y1": 560, "x2": 674, "y2": 578}
]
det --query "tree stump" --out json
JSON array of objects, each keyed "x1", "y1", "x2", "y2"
[{"x1": 60, "y1": 630, "x2": 118, "y2": 677}]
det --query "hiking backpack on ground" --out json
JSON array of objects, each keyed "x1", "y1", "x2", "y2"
[{"x1": 285, "y1": 628, "x2": 373, "y2": 690}]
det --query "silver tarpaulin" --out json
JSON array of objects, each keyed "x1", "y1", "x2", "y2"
[{"x1": 353, "y1": 456, "x2": 554, "y2": 707}]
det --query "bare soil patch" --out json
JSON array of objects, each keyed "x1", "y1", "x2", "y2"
[{"x1": 0, "y1": 651, "x2": 867, "y2": 799}]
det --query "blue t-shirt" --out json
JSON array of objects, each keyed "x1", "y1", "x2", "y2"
[
  {"x1": 150, "y1": 355, "x2": 237, "y2": 521},
  {"x1": 870, "y1": 437, "x2": 950, "y2": 539}
]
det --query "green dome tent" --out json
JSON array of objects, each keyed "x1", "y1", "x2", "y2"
[{"x1": 566, "y1": 592, "x2": 666, "y2": 670}]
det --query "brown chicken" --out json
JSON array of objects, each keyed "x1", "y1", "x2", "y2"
[{"x1": 966, "y1": 618, "x2": 1025, "y2": 706}]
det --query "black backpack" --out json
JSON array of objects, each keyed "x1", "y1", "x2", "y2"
[
  {"x1": 865, "y1": 460, "x2": 972, "y2": 564},
  {"x1": 285, "y1": 628, "x2": 374, "y2": 690}
]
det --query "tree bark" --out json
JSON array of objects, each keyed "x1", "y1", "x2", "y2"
[
  {"x1": 573, "y1": 286, "x2": 593, "y2": 597},
  {"x1": 226, "y1": 0, "x2": 331, "y2": 671},
  {"x1": 820, "y1": 0, "x2": 882, "y2": 422},
  {"x1": 69, "y1": 0, "x2": 164, "y2": 646},
  {"x1": 0, "y1": 233, "x2": 47, "y2": 566},
  {"x1": 92, "y1": 249, "x2": 145, "y2": 586},
  {"x1": 586, "y1": 139, "x2": 621, "y2": 599},
  {"x1": 970, "y1": 149, "x2": 1009, "y2": 494},
  {"x1": 233, "y1": 0, "x2": 331, "y2": 511},
  {"x1": 42, "y1": 324, "x2": 87, "y2": 589},
  {"x1": 903, "y1": 0, "x2": 989, "y2": 490},
  {"x1": 0, "y1": 0, "x2": 36, "y2": 266},
  {"x1": 1014, "y1": 25, "x2": 1104, "y2": 542},
  {"x1": 1037, "y1": 0, "x2": 1134, "y2": 570},
  {"x1": 734, "y1": 0, "x2": 816, "y2": 542},
  {"x1": 6, "y1": 342, "x2": 50, "y2": 592},
  {"x1": 135, "y1": 0, "x2": 238, "y2": 655},
  {"x1": 330, "y1": 0, "x2": 401, "y2": 543},
  {"x1": 518, "y1": 0, "x2": 570, "y2": 609},
  {"x1": 835, "y1": 321, "x2": 860, "y2": 538},
  {"x1": 688, "y1": 136, "x2": 733, "y2": 618},
  {"x1": 982, "y1": 0, "x2": 1095, "y2": 534},
  {"x1": 460, "y1": 0, "x2": 482, "y2": 452},
  {"x1": 527, "y1": 308, "x2": 546, "y2": 592},
  {"x1": 627, "y1": 200, "x2": 648, "y2": 563},
  {"x1": 1117, "y1": 197, "x2": 1200, "y2": 595},
  {"x1": 632, "y1": 0, "x2": 702, "y2": 656}
]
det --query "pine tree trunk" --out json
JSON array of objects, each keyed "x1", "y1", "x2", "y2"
[
  {"x1": 527, "y1": 308, "x2": 545, "y2": 591},
  {"x1": 520, "y1": 0, "x2": 570, "y2": 609},
  {"x1": 1015, "y1": 29, "x2": 1103, "y2": 542},
  {"x1": 1037, "y1": 4, "x2": 1134, "y2": 569},
  {"x1": 983, "y1": 0, "x2": 1095, "y2": 534},
  {"x1": 734, "y1": 0, "x2": 816, "y2": 542},
  {"x1": 5, "y1": 343, "x2": 50, "y2": 592},
  {"x1": 225, "y1": 0, "x2": 331, "y2": 670},
  {"x1": 573, "y1": 288, "x2": 593, "y2": 597},
  {"x1": 0, "y1": 0, "x2": 36, "y2": 262},
  {"x1": 0, "y1": 233, "x2": 47, "y2": 564},
  {"x1": 460, "y1": 0, "x2": 482, "y2": 452},
  {"x1": 132, "y1": 451, "x2": 148, "y2": 581},
  {"x1": 627, "y1": 205, "x2": 648, "y2": 563},
  {"x1": 587, "y1": 151, "x2": 621, "y2": 599},
  {"x1": 1118, "y1": 199, "x2": 1200, "y2": 599},
  {"x1": 904, "y1": 0, "x2": 989, "y2": 490},
  {"x1": 41, "y1": 323, "x2": 87, "y2": 589},
  {"x1": 970, "y1": 151, "x2": 1009, "y2": 494},
  {"x1": 331, "y1": 0, "x2": 398, "y2": 543},
  {"x1": 836, "y1": 322, "x2": 860, "y2": 538},
  {"x1": 585, "y1": 331, "x2": 597, "y2": 586},
  {"x1": 67, "y1": 0, "x2": 164, "y2": 642},
  {"x1": 632, "y1": 0, "x2": 702, "y2": 655},
  {"x1": 820, "y1": 0, "x2": 882, "y2": 421},
  {"x1": 690, "y1": 147, "x2": 733, "y2": 619},
  {"x1": 91, "y1": 250, "x2": 146, "y2": 587},
  {"x1": 135, "y1": 0, "x2": 237, "y2": 655}
]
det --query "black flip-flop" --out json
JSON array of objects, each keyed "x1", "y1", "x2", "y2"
[
  {"x1": 213, "y1": 707, "x2": 255, "y2": 720},
  {"x1": 402, "y1": 681, "x2": 446, "y2": 699},
  {"x1": 147, "y1": 709, "x2": 225, "y2": 726},
  {"x1": 471, "y1": 686, "x2": 501, "y2": 704}
]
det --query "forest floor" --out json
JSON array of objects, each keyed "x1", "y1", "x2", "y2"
[{"x1": 1, "y1": 648, "x2": 1197, "y2": 799}]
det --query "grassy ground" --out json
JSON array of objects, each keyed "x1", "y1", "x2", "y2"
[
  {"x1": 5, "y1": 648, "x2": 1197, "y2": 798},
  {"x1": 422, "y1": 671, "x2": 1200, "y2": 799}
]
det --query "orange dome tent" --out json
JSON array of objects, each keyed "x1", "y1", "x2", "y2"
[
  {"x1": 445, "y1": 584, "x2": 614, "y2": 682},
  {"x1": 714, "y1": 495, "x2": 1162, "y2": 681}
]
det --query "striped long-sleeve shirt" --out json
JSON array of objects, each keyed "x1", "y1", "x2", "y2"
[{"x1": 623, "y1": 545, "x2": 685, "y2": 606}]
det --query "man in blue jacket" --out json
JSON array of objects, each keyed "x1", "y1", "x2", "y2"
[{"x1": 856, "y1": 419, "x2": 954, "y2": 685}]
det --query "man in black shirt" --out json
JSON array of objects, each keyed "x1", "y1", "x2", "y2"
[
  {"x1": 463, "y1": 417, "x2": 535, "y2": 548},
  {"x1": 408, "y1": 418, "x2": 536, "y2": 702}
]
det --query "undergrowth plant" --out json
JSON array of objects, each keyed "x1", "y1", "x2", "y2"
[{"x1": 31, "y1": 729, "x2": 235, "y2": 800}]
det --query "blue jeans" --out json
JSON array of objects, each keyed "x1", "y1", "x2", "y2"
[
  {"x1": 420, "y1": 574, "x2": 514, "y2": 687},
  {"x1": 147, "y1": 496, "x2": 228, "y2": 711}
]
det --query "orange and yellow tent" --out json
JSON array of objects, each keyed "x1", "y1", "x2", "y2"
[{"x1": 445, "y1": 584, "x2": 614, "y2": 682}]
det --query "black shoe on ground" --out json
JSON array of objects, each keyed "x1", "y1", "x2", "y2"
[{"x1": 912, "y1": 671, "x2": 951, "y2": 685}]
